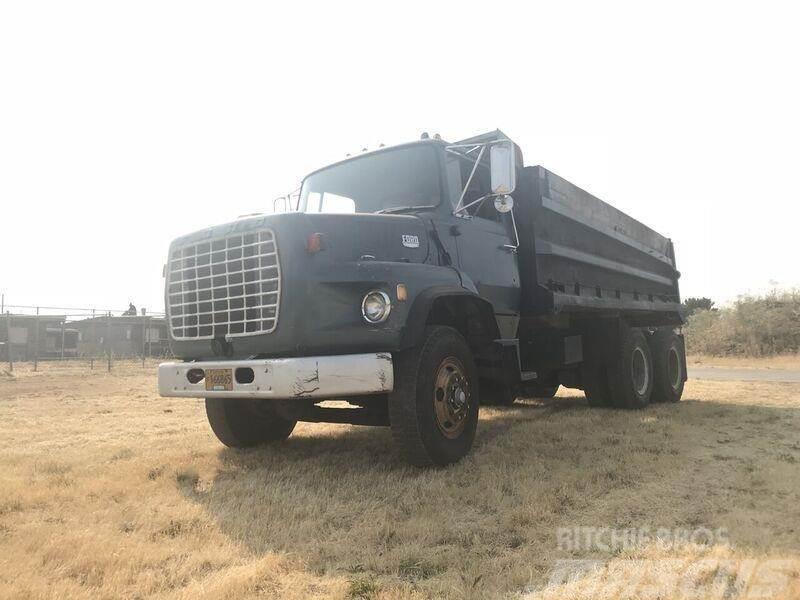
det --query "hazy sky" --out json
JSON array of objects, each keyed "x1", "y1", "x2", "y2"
[{"x1": 2, "y1": 1, "x2": 798, "y2": 314}]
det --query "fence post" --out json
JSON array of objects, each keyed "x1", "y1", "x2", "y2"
[
  {"x1": 107, "y1": 311, "x2": 112, "y2": 372},
  {"x1": 141, "y1": 315, "x2": 147, "y2": 368},
  {"x1": 5, "y1": 312, "x2": 11, "y2": 372},
  {"x1": 147, "y1": 315, "x2": 152, "y2": 359},
  {"x1": 34, "y1": 308, "x2": 39, "y2": 372},
  {"x1": 60, "y1": 319, "x2": 66, "y2": 361},
  {"x1": 90, "y1": 309, "x2": 95, "y2": 370}
]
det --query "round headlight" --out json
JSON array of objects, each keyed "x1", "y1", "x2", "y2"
[{"x1": 361, "y1": 290, "x2": 391, "y2": 324}]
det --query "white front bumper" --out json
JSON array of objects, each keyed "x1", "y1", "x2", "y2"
[{"x1": 158, "y1": 353, "x2": 393, "y2": 400}]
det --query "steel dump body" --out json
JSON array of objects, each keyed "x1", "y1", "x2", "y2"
[{"x1": 515, "y1": 165, "x2": 681, "y2": 323}]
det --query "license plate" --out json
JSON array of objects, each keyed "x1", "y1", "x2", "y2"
[{"x1": 205, "y1": 368, "x2": 233, "y2": 391}]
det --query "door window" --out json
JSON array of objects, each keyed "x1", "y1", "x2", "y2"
[{"x1": 447, "y1": 155, "x2": 501, "y2": 221}]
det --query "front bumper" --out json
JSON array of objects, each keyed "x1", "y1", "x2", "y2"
[{"x1": 158, "y1": 353, "x2": 393, "y2": 400}]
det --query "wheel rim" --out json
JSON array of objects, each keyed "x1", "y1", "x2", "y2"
[
  {"x1": 632, "y1": 346, "x2": 649, "y2": 396},
  {"x1": 668, "y1": 346, "x2": 682, "y2": 390},
  {"x1": 433, "y1": 356, "x2": 471, "y2": 439}
]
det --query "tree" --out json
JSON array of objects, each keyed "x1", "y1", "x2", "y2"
[{"x1": 683, "y1": 297, "x2": 715, "y2": 317}]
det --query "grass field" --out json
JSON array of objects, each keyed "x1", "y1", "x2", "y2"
[{"x1": 1, "y1": 361, "x2": 799, "y2": 599}]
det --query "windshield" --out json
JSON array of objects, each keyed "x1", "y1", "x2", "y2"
[{"x1": 300, "y1": 145, "x2": 441, "y2": 214}]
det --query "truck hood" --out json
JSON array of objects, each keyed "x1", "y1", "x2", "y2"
[
  {"x1": 170, "y1": 211, "x2": 431, "y2": 265},
  {"x1": 165, "y1": 211, "x2": 435, "y2": 359},
  {"x1": 288, "y1": 212, "x2": 431, "y2": 264}
]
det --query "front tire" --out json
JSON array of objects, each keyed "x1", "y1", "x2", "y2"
[
  {"x1": 205, "y1": 398, "x2": 297, "y2": 448},
  {"x1": 389, "y1": 326, "x2": 479, "y2": 467}
]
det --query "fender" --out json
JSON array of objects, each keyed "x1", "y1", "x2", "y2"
[{"x1": 400, "y1": 283, "x2": 501, "y2": 350}]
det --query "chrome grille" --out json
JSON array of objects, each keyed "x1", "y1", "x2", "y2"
[{"x1": 167, "y1": 229, "x2": 281, "y2": 340}]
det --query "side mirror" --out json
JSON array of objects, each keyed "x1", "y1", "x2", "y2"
[{"x1": 490, "y1": 141, "x2": 516, "y2": 195}]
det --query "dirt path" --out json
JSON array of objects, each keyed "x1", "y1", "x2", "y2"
[{"x1": 689, "y1": 367, "x2": 800, "y2": 383}]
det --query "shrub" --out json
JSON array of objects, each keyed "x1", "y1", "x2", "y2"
[
  {"x1": 684, "y1": 290, "x2": 800, "y2": 356},
  {"x1": 683, "y1": 297, "x2": 716, "y2": 317}
]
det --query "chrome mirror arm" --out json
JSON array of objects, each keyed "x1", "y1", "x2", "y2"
[
  {"x1": 452, "y1": 145, "x2": 486, "y2": 216},
  {"x1": 508, "y1": 207, "x2": 520, "y2": 251}
]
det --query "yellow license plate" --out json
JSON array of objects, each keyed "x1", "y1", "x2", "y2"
[{"x1": 205, "y1": 368, "x2": 233, "y2": 391}]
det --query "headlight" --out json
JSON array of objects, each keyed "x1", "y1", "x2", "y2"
[{"x1": 361, "y1": 290, "x2": 391, "y2": 324}]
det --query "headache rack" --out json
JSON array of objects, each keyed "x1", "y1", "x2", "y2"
[{"x1": 166, "y1": 229, "x2": 281, "y2": 340}]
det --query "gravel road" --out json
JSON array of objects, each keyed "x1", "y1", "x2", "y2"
[{"x1": 689, "y1": 367, "x2": 800, "y2": 383}]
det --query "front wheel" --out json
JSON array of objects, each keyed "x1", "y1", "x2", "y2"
[
  {"x1": 389, "y1": 326, "x2": 479, "y2": 467},
  {"x1": 205, "y1": 398, "x2": 297, "y2": 448}
]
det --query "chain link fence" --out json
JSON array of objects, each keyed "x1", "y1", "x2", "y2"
[{"x1": 1, "y1": 303, "x2": 170, "y2": 373}]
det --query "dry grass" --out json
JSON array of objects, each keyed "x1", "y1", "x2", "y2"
[{"x1": 1, "y1": 362, "x2": 799, "y2": 599}]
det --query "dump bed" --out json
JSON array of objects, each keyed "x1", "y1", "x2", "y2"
[{"x1": 516, "y1": 166, "x2": 683, "y2": 323}]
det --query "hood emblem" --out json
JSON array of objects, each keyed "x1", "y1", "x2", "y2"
[{"x1": 402, "y1": 234, "x2": 420, "y2": 248}]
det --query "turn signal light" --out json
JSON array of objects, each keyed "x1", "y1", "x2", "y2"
[{"x1": 306, "y1": 233, "x2": 325, "y2": 253}]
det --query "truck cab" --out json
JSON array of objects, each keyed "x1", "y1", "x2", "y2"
[{"x1": 158, "y1": 131, "x2": 686, "y2": 466}]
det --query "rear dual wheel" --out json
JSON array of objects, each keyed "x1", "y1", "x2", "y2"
[
  {"x1": 650, "y1": 329, "x2": 686, "y2": 403},
  {"x1": 583, "y1": 363, "x2": 613, "y2": 407},
  {"x1": 583, "y1": 324, "x2": 685, "y2": 409},
  {"x1": 607, "y1": 327, "x2": 654, "y2": 409}
]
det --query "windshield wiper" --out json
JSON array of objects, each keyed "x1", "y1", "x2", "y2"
[{"x1": 375, "y1": 205, "x2": 435, "y2": 215}]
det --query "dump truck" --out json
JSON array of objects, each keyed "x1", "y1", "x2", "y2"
[{"x1": 158, "y1": 130, "x2": 686, "y2": 466}]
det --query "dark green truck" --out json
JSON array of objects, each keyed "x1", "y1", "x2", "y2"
[{"x1": 158, "y1": 130, "x2": 685, "y2": 466}]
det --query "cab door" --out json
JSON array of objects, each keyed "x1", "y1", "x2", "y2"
[
  {"x1": 451, "y1": 211, "x2": 521, "y2": 338},
  {"x1": 441, "y1": 152, "x2": 521, "y2": 338},
  {"x1": 438, "y1": 154, "x2": 521, "y2": 338}
]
